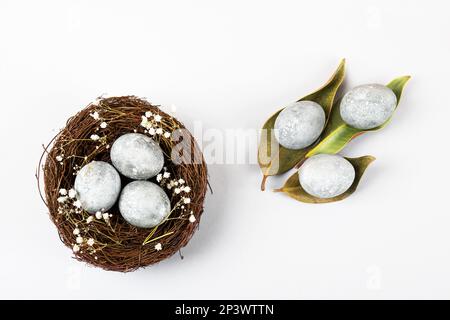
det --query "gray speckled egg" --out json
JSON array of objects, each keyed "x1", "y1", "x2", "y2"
[
  {"x1": 274, "y1": 101, "x2": 326, "y2": 150},
  {"x1": 299, "y1": 154, "x2": 355, "y2": 199},
  {"x1": 119, "y1": 181, "x2": 171, "y2": 228},
  {"x1": 74, "y1": 161, "x2": 121, "y2": 213},
  {"x1": 110, "y1": 133, "x2": 164, "y2": 180},
  {"x1": 340, "y1": 84, "x2": 397, "y2": 130}
]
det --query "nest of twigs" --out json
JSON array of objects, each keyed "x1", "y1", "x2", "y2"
[{"x1": 37, "y1": 96, "x2": 208, "y2": 272}]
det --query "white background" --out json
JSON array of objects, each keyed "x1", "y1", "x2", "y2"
[{"x1": 0, "y1": 0, "x2": 449, "y2": 299}]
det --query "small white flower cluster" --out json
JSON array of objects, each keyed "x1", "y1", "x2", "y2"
[
  {"x1": 155, "y1": 168, "x2": 195, "y2": 223},
  {"x1": 57, "y1": 188, "x2": 83, "y2": 217},
  {"x1": 140, "y1": 111, "x2": 171, "y2": 138},
  {"x1": 90, "y1": 110, "x2": 100, "y2": 119},
  {"x1": 158, "y1": 170, "x2": 190, "y2": 195},
  {"x1": 156, "y1": 167, "x2": 171, "y2": 183},
  {"x1": 93, "y1": 211, "x2": 112, "y2": 221},
  {"x1": 90, "y1": 134, "x2": 108, "y2": 150},
  {"x1": 70, "y1": 211, "x2": 112, "y2": 257},
  {"x1": 57, "y1": 188, "x2": 78, "y2": 206},
  {"x1": 88, "y1": 109, "x2": 109, "y2": 146},
  {"x1": 72, "y1": 163, "x2": 82, "y2": 172},
  {"x1": 72, "y1": 225, "x2": 96, "y2": 254},
  {"x1": 188, "y1": 211, "x2": 196, "y2": 223},
  {"x1": 154, "y1": 243, "x2": 162, "y2": 251},
  {"x1": 56, "y1": 154, "x2": 64, "y2": 164}
]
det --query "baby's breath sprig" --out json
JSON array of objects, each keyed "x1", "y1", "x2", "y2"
[
  {"x1": 56, "y1": 184, "x2": 118, "y2": 257},
  {"x1": 142, "y1": 167, "x2": 195, "y2": 247},
  {"x1": 140, "y1": 111, "x2": 171, "y2": 141}
]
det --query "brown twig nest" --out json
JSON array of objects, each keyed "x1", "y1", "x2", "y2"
[{"x1": 37, "y1": 96, "x2": 208, "y2": 272}]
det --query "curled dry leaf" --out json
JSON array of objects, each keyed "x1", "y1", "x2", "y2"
[
  {"x1": 258, "y1": 59, "x2": 346, "y2": 191},
  {"x1": 304, "y1": 76, "x2": 411, "y2": 159},
  {"x1": 274, "y1": 156, "x2": 375, "y2": 204}
]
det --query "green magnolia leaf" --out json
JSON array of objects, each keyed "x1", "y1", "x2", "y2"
[
  {"x1": 305, "y1": 76, "x2": 411, "y2": 158},
  {"x1": 274, "y1": 156, "x2": 375, "y2": 203},
  {"x1": 258, "y1": 59, "x2": 346, "y2": 190}
]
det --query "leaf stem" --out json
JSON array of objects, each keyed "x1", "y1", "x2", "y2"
[{"x1": 260, "y1": 175, "x2": 268, "y2": 191}]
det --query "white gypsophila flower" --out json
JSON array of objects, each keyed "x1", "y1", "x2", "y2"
[
  {"x1": 174, "y1": 188, "x2": 181, "y2": 194},
  {"x1": 154, "y1": 243, "x2": 162, "y2": 251},
  {"x1": 73, "y1": 244, "x2": 80, "y2": 253},
  {"x1": 141, "y1": 116, "x2": 148, "y2": 127},
  {"x1": 163, "y1": 172, "x2": 170, "y2": 178},
  {"x1": 154, "y1": 114, "x2": 162, "y2": 122},
  {"x1": 163, "y1": 131, "x2": 171, "y2": 138},
  {"x1": 73, "y1": 228, "x2": 80, "y2": 235},
  {"x1": 57, "y1": 196, "x2": 68, "y2": 203},
  {"x1": 145, "y1": 111, "x2": 152, "y2": 118},
  {"x1": 102, "y1": 213, "x2": 109, "y2": 220},
  {"x1": 183, "y1": 198, "x2": 191, "y2": 204},
  {"x1": 100, "y1": 122, "x2": 107, "y2": 129},
  {"x1": 178, "y1": 179, "x2": 185, "y2": 184},
  {"x1": 86, "y1": 216, "x2": 94, "y2": 224},
  {"x1": 68, "y1": 188, "x2": 77, "y2": 199},
  {"x1": 156, "y1": 174, "x2": 163, "y2": 182},
  {"x1": 166, "y1": 184, "x2": 172, "y2": 190},
  {"x1": 184, "y1": 186, "x2": 191, "y2": 193},
  {"x1": 148, "y1": 127, "x2": 156, "y2": 135},
  {"x1": 56, "y1": 155, "x2": 63, "y2": 162},
  {"x1": 95, "y1": 211, "x2": 102, "y2": 219},
  {"x1": 59, "y1": 188, "x2": 67, "y2": 195},
  {"x1": 189, "y1": 214, "x2": 196, "y2": 223},
  {"x1": 90, "y1": 134, "x2": 100, "y2": 141},
  {"x1": 76, "y1": 236, "x2": 83, "y2": 244},
  {"x1": 87, "y1": 238, "x2": 95, "y2": 246},
  {"x1": 73, "y1": 200, "x2": 82, "y2": 208},
  {"x1": 90, "y1": 111, "x2": 100, "y2": 119},
  {"x1": 156, "y1": 128, "x2": 163, "y2": 135}
]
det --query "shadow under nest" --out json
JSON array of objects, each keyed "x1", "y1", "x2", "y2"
[{"x1": 37, "y1": 96, "x2": 208, "y2": 272}]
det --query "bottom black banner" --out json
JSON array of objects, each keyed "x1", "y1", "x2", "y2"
[{"x1": 0, "y1": 300, "x2": 445, "y2": 318}]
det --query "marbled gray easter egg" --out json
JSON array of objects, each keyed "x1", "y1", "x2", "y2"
[
  {"x1": 299, "y1": 154, "x2": 355, "y2": 199},
  {"x1": 274, "y1": 101, "x2": 325, "y2": 150},
  {"x1": 119, "y1": 181, "x2": 171, "y2": 228},
  {"x1": 340, "y1": 84, "x2": 397, "y2": 130},
  {"x1": 74, "y1": 161, "x2": 121, "y2": 213},
  {"x1": 110, "y1": 133, "x2": 164, "y2": 180}
]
